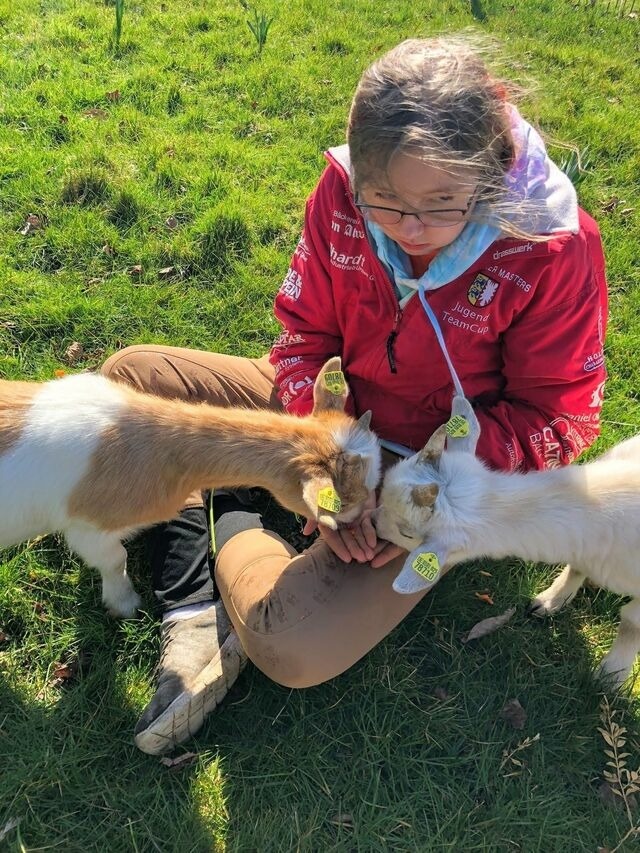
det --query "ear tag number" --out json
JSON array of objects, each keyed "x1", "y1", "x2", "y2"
[
  {"x1": 411, "y1": 552, "x2": 440, "y2": 583},
  {"x1": 446, "y1": 415, "x2": 469, "y2": 438},
  {"x1": 323, "y1": 371, "x2": 346, "y2": 395},
  {"x1": 318, "y1": 487, "x2": 342, "y2": 513}
]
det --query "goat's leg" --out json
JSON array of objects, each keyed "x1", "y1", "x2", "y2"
[
  {"x1": 595, "y1": 598, "x2": 640, "y2": 688},
  {"x1": 64, "y1": 523, "x2": 141, "y2": 618},
  {"x1": 528, "y1": 564, "x2": 585, "y2": 616}
]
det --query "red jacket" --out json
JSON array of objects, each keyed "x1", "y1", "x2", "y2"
[{"x1": 270, "y1": 151, "x2": 608, "y2": 472}]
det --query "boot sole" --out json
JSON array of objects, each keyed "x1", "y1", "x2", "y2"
[{"x1": 134, "y1": 631, "x2": 248, "y2": 755}]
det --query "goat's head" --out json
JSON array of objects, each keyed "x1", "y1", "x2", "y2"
[
  {"x1": 375, "y1": 396, "x2": 480, "y2": 594},
  {"x1": 294, "y1": 357, "x2": 381, "y2": 529}
]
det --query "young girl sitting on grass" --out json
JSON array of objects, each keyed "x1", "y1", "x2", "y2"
[{"x1": 102, "y1": 34, "x2": 608, "y2": 755}]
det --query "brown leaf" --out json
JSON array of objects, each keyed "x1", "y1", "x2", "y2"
[
  {"x1": 52, "y1": 659, "x2": 79, "y2": 685},
  {"x1": 474, "y1": 592, "x2": 494, "y2": 605},
  {"x1": 158, "y1": 266, "x2": 176, "y2": 279},
  {"x1": 129, "y1": 264, "x2": 143, "y2": 277},
  {"x1": 54, "y1": 369, "x2": 67, "y2": 379},
  {"x1": 601, "y1": 196, "x2": 620, "y2": 213},
  {"x1": 102, "y1": 244, "x2": 115, "y2": 257},
  {"x1": 84, "y1": 108, "x2": 108, "y2": 120},
  {"x1": 164, "y1": 215, "x2": 179, "y2": 229},
  {"x1": 105, "y1": 89, "x2": 120, "y2": 101},
  {"x1": 160, "y1": 751, "x2": 198, "y2": 771},
  {"x1": 64, "y1": 342, "x2": 84, "y2": 365},
  {"x1": 19, "y1": 214, "x2": 43, "y2": 236},
  {"x1": 433, "y1": 686, "x2": 450, "y2": 701},
  {"x1": 463, "y1": 606, "x2": 516, "y2": 643},
  {"x1": 59, "y1": 113, "x2": 69, "y2": 124},
  {"x1": 500, "y1": 698, "x2": 527, "y2": 730},
  {"x1": 329, "y1": 813, "x2": 354, "y2": 830},
  {"x1": 0, "y1": 630, "x2": 8, "y2": 644}
]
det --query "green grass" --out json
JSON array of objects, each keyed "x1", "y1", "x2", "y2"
[{"x1": 1, "y1": 0, "x2": 640, "y2": 850}]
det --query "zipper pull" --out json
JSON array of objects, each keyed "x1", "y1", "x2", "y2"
[{"x1": 386, "y1": 310, "x2": 402, "y2": 374}]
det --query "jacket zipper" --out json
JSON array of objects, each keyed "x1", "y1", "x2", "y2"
[{"x1": 386, "y1": 309, "x2": 402, "y2": 374}]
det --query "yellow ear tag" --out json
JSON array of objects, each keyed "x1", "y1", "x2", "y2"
[
  {"x1": 317, "y1": 487, "x2": 342, "y2": 513},
  {"x1": 323, "y1": 370, "x2": 346, "y2": 396},
  {"x1": 445, "y1": 415, "x2": 469, "y2": 438},
  {"x1": 411, "y1": 552, "x2": 440, "y2": 583}
]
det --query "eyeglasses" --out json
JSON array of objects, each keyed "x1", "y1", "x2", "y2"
[{"x1": 354, "y1": 190, "x2": 478, "y2": 228}]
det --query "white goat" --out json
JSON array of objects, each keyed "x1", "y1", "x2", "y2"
[{"x1": 376, "y1": 398, "x2": 640, "y2": 686}]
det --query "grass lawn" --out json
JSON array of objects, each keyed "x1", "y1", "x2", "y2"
[{"x1": 1, "y1": 0, "x2": 640, "y2": 850}]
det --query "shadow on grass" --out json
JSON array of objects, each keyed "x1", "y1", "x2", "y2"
[
  {"x1": 1, "y1": 531, "x2": 639, "y2": 851},
  {"x1": 0, "y1": 538, "x2": 221, "y2": 852}
]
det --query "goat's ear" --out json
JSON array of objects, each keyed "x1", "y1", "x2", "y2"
[
  {"x1": 393, "y1": 541, "x2": 450, "y2": 595},
  {"x1": 312, "y1": 356, "x2": 349, "y2": 414},
  {"x1": 446, "y1": 396, "x2": 481, "y2": 455},
  {"x1": 417, "y1": 424, "x2": 447, "y2": 467},
  {"x1": 356, "y1": 410, "x2": 372, "y2": 431},
  {"x1": 301, "y1": 477, "x2": 340, "y2": 530},
  {"x1": 411, "y1": 483, "x2": 439, "y2": 508}
]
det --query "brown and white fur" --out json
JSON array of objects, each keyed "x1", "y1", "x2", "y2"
[
  {"x1": 0, "y1": 357, "x2": 380, "y2": 619},
  {"x1": 376, "y1": 415, "x2": 640, "y2": 687}
]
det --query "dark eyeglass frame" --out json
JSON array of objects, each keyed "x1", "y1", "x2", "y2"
[{"x1": 354, "y1": 188, "x2": 479, "y2": 227}]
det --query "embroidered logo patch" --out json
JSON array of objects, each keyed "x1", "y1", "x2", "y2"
[{"x1": 468, "y1": 274, "x2": 499, "y2": 307}]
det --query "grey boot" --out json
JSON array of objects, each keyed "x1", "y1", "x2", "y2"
[{"x1": 134, "y1": 600, "x2": 247, "y2": 755}]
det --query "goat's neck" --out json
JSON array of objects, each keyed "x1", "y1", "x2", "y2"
[
  {"x1": 130, "y1": 395, "x2": 335, "y2": 496},
  {"x1": 444, "y1": 457, "x2": 587, "y2": 560}
]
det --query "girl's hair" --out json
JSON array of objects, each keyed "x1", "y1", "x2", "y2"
[{"x1": 347, "y1": 35, "x2": 541, "y2": 239}]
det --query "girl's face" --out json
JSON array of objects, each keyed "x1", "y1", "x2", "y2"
[{"x1": 357, "y1": 153, "x2": 478, "y2": 255}]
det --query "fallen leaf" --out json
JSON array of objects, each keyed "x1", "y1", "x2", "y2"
[
  {"x1": 129, "y1": 264, "x2": 143, "y2": 277},
  {"x1": 474, "y1": 592, "x2": 494, "y2": 605},
  {"x1": 165, "y1": 215, "x2": 179, "y2": 229},
  {"x1": 463, "y1": 606, "x2": 516, "y2": 643},
  {"x1": 19, "y1": 214, "x2": 43, "y2": 236},
  {"x1": 329, "y1": 813, "x2": 354, "y2": 830},
  {"x1": 160, "y1": 751, "x2": 198, "y2": 770},
  {"x1": 54, "y1": 369, "x2": 67, "y2": 378},
  {"x1": 601, "y1": 196, "x2": 620, "y2": 213},
  {"x1": 84, "y1": 108, "x2": 108, "y2": 119},
  {"x1": 479, "y1": 570, "x2": 492, "y2": 577},
  {"x1": 59, "y1": 113, "x2": 69, "y2": 123},
  {"x1": 0, "y1": 630, "x2": 8, "y2": 643},
  {"x1": 64, "y1": 342, "x2": 84, "y2": 365},
  {"x1": 500, "y1": 698, "x2": 527, "y2": 730},
  {"x1": 52, "y1": 659, "x2": 79, "y2": 684},
  {"x1": 105, "y1": 89, "x2": 120, "y2": 101},
  {"x1": 158, "y1": 266, "x2": 175, "y2": 279},
  {"x1": 102, "y1": 244, "x2": 115, "y2": 257}
]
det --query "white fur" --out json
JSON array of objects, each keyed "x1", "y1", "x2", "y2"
[
  {"x1": 0, "y1": 375, "x2": 141, "y2": 616},
  {"x1": 376, "y1": 432, "x2": 640, "y2": 686}
]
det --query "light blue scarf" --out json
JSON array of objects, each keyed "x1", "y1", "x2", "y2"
[{"x1": 367, "y1": 219, "x2": 501, "y2": 306}]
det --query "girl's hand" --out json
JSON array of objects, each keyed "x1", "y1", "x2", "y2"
[
  {"x1": 370, "y1": 540, "x2": 407, "y2": 568},
  {"x1": 302, "y1": 491, "x2": 378, "y2": 563}
]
